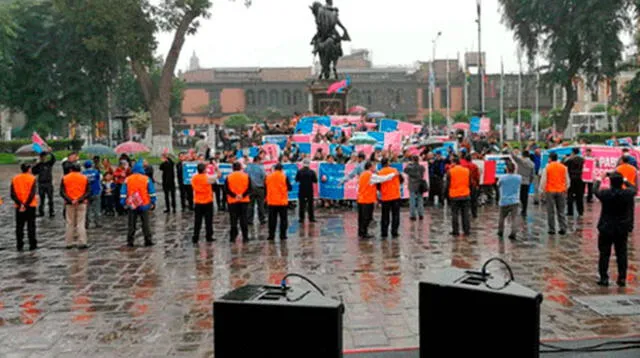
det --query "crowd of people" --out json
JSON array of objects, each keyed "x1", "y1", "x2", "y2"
[{"x1": 6, "y1": 124, "x2": 639, "y2": 287}]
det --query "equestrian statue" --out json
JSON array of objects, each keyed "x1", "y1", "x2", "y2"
[{"x1": 310, "y1": 0, "x2": 351, "y2": 80}]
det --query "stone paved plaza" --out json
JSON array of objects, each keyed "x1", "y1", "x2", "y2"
[{"x1": 0, "y1": 166, "x2": 638, "y2": 357}]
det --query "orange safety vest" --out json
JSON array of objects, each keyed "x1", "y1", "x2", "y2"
[
  {"x1": 227, "y1": 171, "x2": 250, "y2": 204},
  {"x1": 62, "y1": 172, "x2": 89, "y2": 201},
  {"x1": 12, "y1": 173, "x2": 38, "y2": 207},
  {"x1": 191, "y1": 173, "x2": 213, "y2": 204},
  {"x1": 378, "y1": 166, "x2": 400, "y2": 202},
  {"x1": 448, "y1": 165, "x2": 471, "y2": 199},
  {"x1": 266, "y1": 170, "x2": 288, "y2": 206},
  {"x1": 126, "y1": 173, "x2": 151, "y2": 206},
  {"x1": 357, "y1": 171, "x2": 377, "y2": 204},
  {"x1": 545, "y1": 162, "x2": 568, "y2": 193},
  {"x1": 617, "y1": 163, "x2": 637, "y2": 188}
]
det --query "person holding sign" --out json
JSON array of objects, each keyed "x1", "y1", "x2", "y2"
[
  {"x1": 358, "y1": 161, "x2": 397, "y2": 239},
  {"x1": 539, "y1": 152, "x2": 569, "y2": 235},
  {"x1": 265, "y1": 163, "x2": 292, "y2": 241},
  {"x1": 191, "y1": 163, "x2": 220, "y2": 243},
  {"x1": 226, "y1": 162, "x2": 252, "y2": 242},
  {"x1": 563, "y1": 148, "x2": 585, "y2": 217},
  {"x1": 11, "y1": 163, "x2": 38, "y2": 251},
  {"x1": 296, "y1": 159, "x2": 318, "y2": 224},
  {"x1": 377, "y1": 158, "x2": 403, "y2": 239},
  {"x1": 445, "y1": 157, "x2": 472, "y2": 236}
]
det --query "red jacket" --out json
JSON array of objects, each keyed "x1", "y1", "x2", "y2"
[{"x1": 461, "y1": 159, "x2": 481, "y2": 188}]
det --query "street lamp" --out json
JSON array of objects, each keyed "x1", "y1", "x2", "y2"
[{"x1": 429, "y1": 31, "x2": 442, "y2": 134}]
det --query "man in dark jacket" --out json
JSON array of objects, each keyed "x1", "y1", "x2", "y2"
[
  {"x1": 176, "y1": 152, "x2": 193, "y2": 211},
  {"x1": 594, "y1": 172, "x2": 636, "y2": 287},
  {"x1": 563, "y1": 148, "x2": 585, "y2": 217},
  {"x1": 295, "y1": 159, "x2": 318, "y2": 223},
  {"x1": 427, "y1": 152, "x2": 445, "y2": 206},
  {"x1": 159, "y1": 153, "x2": 177, "y2": 213},
  {"x1": 32, "y1": 151, "x2": 56, "y2": 217},
  {"x1": 404, "y1": 156, "x2": 426, "y2": 220},
  {"x1": 62, "y1": 151, "x2": 79, "y2": 175}
]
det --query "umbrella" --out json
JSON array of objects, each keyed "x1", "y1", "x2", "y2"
[
  {"x1": 115, "y1": 141, "x2": 150, "y2": 155},
  {"x1": 366, "y1": 111, "x2": 386, "y2": 119},
  {"x1": 348, "y1": 133, "x2": 378, "y2": 145},
  {"x1": 82, "y1": 144, "x2": 115, "y2": 156},
  {"x1": 348, "y1": 105, "x2": 367, "y2": 114},
  {"x1": 15, "y1": 144, "x2": 39, "y2": 157},
  {"x1": 452, "y1": 122, "x2": 470, "y2": 131}
]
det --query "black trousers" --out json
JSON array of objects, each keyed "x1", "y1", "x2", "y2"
[
  {"x1": 115, "y1": 184, "x2": 126, "y2": 214},
  {"x1": 598, "y1": 232, "x2": 628, "y2": 282},
  {"x1": 357, "y1": 203, "x2": 374, "y2": 237},
  {"x1": 380, "y1": 199, "x2": 400, "y2": 237},
  {"x1": 229, "y1": 203, "x2": 249, "y2": 240},
  {"x1": 451, "y1": 199, "x2": 471, "y2": 235},
  {"x1": 163, "y1": 186, "x2": 176, "y2": 211},
  {"x1": 428, "y1": 177, "x2": 444, "y2": 205},
  {"x1": 193, "y1": 203, "x2": 213, "y2": 242},
  {"x1": 248, "y1": 187, "x2": 266, "y2": 224},
  {"x1": 586, "y1": 182, "x2": 594, "y2": 203},
  {"x1": 298, "y1": 194, "x2": 315, "y2": 222},
  {"x1": 127, "y1": 209, "x2": 152, "y2": 244},
  {"x1": 179, "y1": 185, "x2": 194, "y2": 210},
  {"x1": 519, "y1": 184, "x2": 530, "y2": 217},
  {"x1": 16, "y1": 207, "x2": 36, "y2": 250},
  {"x1": 38, "y1": 183, "x2": 54, "y2": 215},
  {"x1": 268, "y1": 205, "x2": 288, "y2": 239},
  {"x1": 214, "y1": 184, "x2": 226, "y2": 210},
  {"x1": 470, "y1": 187, "x2": 479, "y2": 218},
  {"x1": 567, "y1": 179, "x2": 585, "y2": 216}
]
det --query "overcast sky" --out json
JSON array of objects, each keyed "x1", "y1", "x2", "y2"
[{"x1": 156, "y1": 0, "x2": 635, "y2": 75}]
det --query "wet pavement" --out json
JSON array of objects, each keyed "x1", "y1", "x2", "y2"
[{"x1": 0, "y1": 165, "x2": 638, "y2": 357}]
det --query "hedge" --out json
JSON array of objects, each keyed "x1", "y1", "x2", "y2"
[
  {"x1": 0, "y1": 139, "x2": 85, "y2": 153},
  {"x1": 576, "y1": 132, "x2": 639, "y2": 144}
]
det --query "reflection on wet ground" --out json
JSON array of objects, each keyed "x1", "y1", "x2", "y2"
[{"x1": 0, "y1": 166, "x2": 637, "y2": 356}]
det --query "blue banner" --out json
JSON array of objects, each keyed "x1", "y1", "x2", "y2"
[
  {"x1": 299, "y1": 115, "x2": 331, "y2": 127},
  {"x1": 217, "y1": 163, "x2": 233, "y2": 185},
  {"x1": 182, "y1": 162, "x2": 198, "y2": 185},
  {"x1": 540, "y1": 146, "x2": 575, "y2": 169},
  {"x1": 236, "y1": 147, "x2": 260, "y2": 159},
  {"x1": 262, "y1": 135, "x2": 289, "y2": 150},
  {"x1": 282, "y1": 163, "x2": 299, "y2": 201},
  {"x1": 470, "y1": 117, "x2": 480, "y2": 133},
  {"x1": 433, "y1": 141, "x2": 457, "y2": 157},
  {"x1": 318, "y1": 163, "x2": 345, "y2": 199},
  {"x1": 486, "y1": 155, "x2": 513, "y2": 178},
  {"x1": 366, "y1": 132, "x2": 385, "y2": 145},
  {"x1": 379, "y1": 119, "x2": 398, "y2": 133},
  {"x1": 329, "y1": 126, "x2": 343, "y2": 138},
  {"x1": 330, "y1": 144, "x2": 354, "y2": 157},
  {"x1": 297, "y1": 143, "x2": 312, "y2": 155},
  {"x1": 295, "y1": 121, "x2": 314, "y2": 134}
]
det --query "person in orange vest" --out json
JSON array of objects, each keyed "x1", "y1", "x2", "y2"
[
  {"x1": 616, "y1": 155, "x2": 639, "y2": 233},
  {"x1": 445, "y1": 156, "x2": 472, "y2": 236},
  {"x1": 11, "y1": 163, "x2": 39, "y2": 251},
  {"x1": 265, "y1": 163, "x2": 292, "y2": 241},
  {"x1": 358, "y1": 161, "x2": 397, "y2": 239},
  {"x1": 377, "y1": 158, "x2": 404, "y2": 238},
  {"x1": 190, "y1": 163, "x2": 220, "y2": 243},
  {"x1": 539, "y1": 152, "x2": 570, "y2": 235},
  {"x1": 120, "y1": 160, "x2": 157, "y2": 247},
  {"x1": 225, "y1": 162, "x2": 252, "y2": 242},
  {"x1": 60, "y1": 164, "x2": 91, "y2": 249}
]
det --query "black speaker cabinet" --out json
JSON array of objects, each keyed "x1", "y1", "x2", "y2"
[
  {"x1": 214, "y1": 284, "x2": 344, "y2": 358},
  {"x1": 420, "y1": 268, "x2": 543, "y2": 357}
]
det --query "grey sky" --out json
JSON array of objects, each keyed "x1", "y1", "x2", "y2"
[{"x1": 156, "y1": 0, "x2": 633, "y2": 75}]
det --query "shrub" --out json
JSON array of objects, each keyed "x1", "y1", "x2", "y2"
[
  {"x1": 0, "y1": 139, "x2": 85, "y2": 153},
  {"x1": 575, "y1": 132, "x2": 639, "y2": 144}
]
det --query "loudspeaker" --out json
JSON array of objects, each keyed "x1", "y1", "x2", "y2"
[
  {"x1": 420, "y1": 267, "x2": 543, "y2": 357},
  {"x1": 214, "y1": 284, "x2": 344, "y2": 358}
]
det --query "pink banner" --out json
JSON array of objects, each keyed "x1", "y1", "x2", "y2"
[
  {"x1": 479, "y1": 118, "x2": 491, "y2": 133},
  {"x1": 344, "y1": 163, "x2": 359, "y2": 200},
  {"x1": 356, "y1": 145, "x2": 374, "y2": 157},
  {"x1": 314, "y1": 124, "x2": 330, "y2": 136},
  {"x1": 262, "y1": 144, "x2": 279, "y2": 162},
  {"x1": 330, "y1": 115, "x2": 361, "y2": 126},
  {"x1": 384, "y1": 131, "x2": 403, "y2": 153},
  {"x1": 582, "y1": 158, "x2": 595, "y2": 183},
  {"x1": 364, "y1": 122, "x2": 377, "y2": 129},
  {"x1": 292, "y1": 134, "x2": 311, "y2": 143},
  {"x1": 341, "y1": 127, "x2": 352, "y2": 138},
  {"x1": 585, "y1": 146, "x2": 640, "y2": 194},
  {"x1": 311, "y1": 143, "x2": 329, "y2": 158},
  {"x1": 397, "y1": 121, "x2": 422, "y2": 136}
]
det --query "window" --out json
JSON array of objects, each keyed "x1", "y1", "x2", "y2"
[
  {"x1": 258, "y1": 90, "x2": 267, "y2": 106},
  {"x1": 293, "y1": 90, "x2": 303, "y2": 105},
  {"x1": 363, "y1": 90, "x2": 372, "y2": 105},
  {"x1": 349, "y1": 89, "x2": 361, "y2": 105},
  {"x1": 396, "y1": 89, "x2": 404, "y2": 105},
  {"x1": 246, "y1": 90, "x2": 256, "y2": 106},
  {"x1": 387, "y1": 89, "x2": 395, "y2": 105},
  {"x1": 591, "y1": 86, "x2": 598, "y2": 102},
  {"x1": 440, "y1": 87, "x2": 448, "y2": 108},
  {"x1": 269, "y1": 90, "x2": 279, "y2": 106},
  {"x1": 422, "y1": 88, "x2": 429, "y2": 109},
  {"x1": 283, "y1": 90, "x2": 292, "y2": 106}
]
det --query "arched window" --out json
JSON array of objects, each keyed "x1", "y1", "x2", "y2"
[
  {"x1": 283, "y1": 90, "x2": 292, "y2": 106},
  {"x1": 269, "y1": 90, "x2": 279, "y2": 106},
  {"x1": 396, "y1": 89, "x2": 404, "y2": 105},
  {"x1": 293, "y1": 90, "x2": 303, "y2": 106},
  {"x1": 349, "y1": 89, "x2": 361, "y2": 105},
  {"x1": 258, "y1": 90, "x2": 267, "y2": 106},
  {"x1": 246, "y1": 90, "x2": 256, "y2": 106},
  {"x1": 363, "y1": 90, "x2": 372, "y2": 105}
]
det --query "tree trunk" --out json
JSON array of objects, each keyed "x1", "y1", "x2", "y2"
[
  {"x1": 557, "y1": 81, "x2": 576, "y2": 134},
  {"x1": 149, "y1": 98, "x2": 172, "y2": 155}
]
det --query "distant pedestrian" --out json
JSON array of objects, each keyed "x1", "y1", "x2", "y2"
[
  {"x1": 594, "y1": 172, "x2": 636, "y2": 287},
  {"x1": 377, "y1": 158, "x2": 403, "y2": 238},
  {"x1": 83, "y1": 161, "x2": 102, "y2": 229},
  {"x1": 114, "y1": 160, "x2": 131, "y2": 215},
  {"x1": 539, "y1": 152, "x2": 569, "y2": 235},
  {"x1": 102, "y1": 172, "x2": 116, "y2": 216},
  {"x1": 11, "y1": 163, "x2": 38, "y2": 251},
  {"x1": 159, "y1": 153, "x2": 177, "y2": 213},
  {"x1": 427, "y1": 153, "x2": 445, "y2": 206},
  {"x1": 295, "y1": 159, "x2": 318, "y2": 223},
  {"x1": 461, "y1": 154, "x2": 480, "y2": 219},
  {"x1": 176, "y1": 152, "x2": 194, "y2": 211},
  {"x1": 62, "y1": 151, "x2": 79, "y2": 175},
  {"x1": 446, "y1": 157, "x2": 472, "y2": 236},
  {"x1": 512, "y1": 149, "x2": 535, "y2": 217},
  {"x1": 32, "y1": 151, "x2": 56, "y2": 218},
  {"x1": 585, "y1": 148, "x2": 595, "y2": 203},
  {"x1": 226, "y1": 162, "x2": 251, "y2": 242},
  {"x1": 563, "y1": 148, "x2": 585, "y2": 217},
  {"x1": 245, "y1": 154, "x2": 267, "y2": 225},
  {"x1": 497, "y1": 163, "x2": 522, "y2": 240},
  {"x1": 121, "y1": 160, "x2": 156, "y2": 247},
  {"x1": 265, "y1": 163, "x2": 292, "y2": 241},
  {"x1": 404, "y1": 155, "x2": 426, "y2": 221},
  {"x1": 60, "y1": 164, "x2": 90, "y2": 249}
]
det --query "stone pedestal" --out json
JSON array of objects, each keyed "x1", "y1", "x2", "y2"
[{"x1": 308, "y1": 80, "x2": 349, "y2": 115}]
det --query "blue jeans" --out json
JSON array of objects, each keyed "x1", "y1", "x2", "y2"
[{"x1": 409, "y1": 191, "x2": 424, "y2": 218}]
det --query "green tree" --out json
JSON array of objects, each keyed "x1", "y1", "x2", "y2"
[
  {"x1": 423, "y1": 111, "x2": 446, "y2": 126},
  {"x1": 225, "y1": 114, "x2": 253, "y2": 128},
  {"x1": 55, "y1": 0, "x2": 252, "y2": 153},
  {"x1": 264, "y1": 108, "x2": 283, "y2": 121},
  {"x1": 620, "y1": 73, "x2": 640, "y2": 131},
  {"x1": 453, "y1": 111, "x2": 470, "y2": 123},
  {"x1": 509, "y1": 109, "x2": 532, "y2": 124},
  {"x1": 499, "y1": 0, "x2": 631, "y2": 132}
]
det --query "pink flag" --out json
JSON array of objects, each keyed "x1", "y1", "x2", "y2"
[
  {"x1": 311, "y1": 143, "x2": 329, "y2": 157},
  {"x1": 262, "y1": 144, "x2": 280, "y2": 161},
  {"x1": 32, "y1": 132, "x2": 46, "y2": 146},
  {"x1": 327, "y1": 79, "x2": 347, "y2": 94}
]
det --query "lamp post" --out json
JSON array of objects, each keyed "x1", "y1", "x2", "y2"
[
  {"x1": 476, "y1": 0, "x2": 484, "y2": 115},
  {"x1": 429, "y1": 31, "x2": 442, "y2": 134}
]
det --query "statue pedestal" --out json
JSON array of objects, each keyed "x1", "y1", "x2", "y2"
[{"x1": 308, "y1": 80, "x2": 348, "y2": 115}]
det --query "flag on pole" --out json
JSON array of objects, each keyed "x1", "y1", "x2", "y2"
[
  {"x1": 327, "y1": 75, "x2": 352, "y2": 94},
  {"x1": 32, "y1": 132, "x2": 47, "y2": 154}
]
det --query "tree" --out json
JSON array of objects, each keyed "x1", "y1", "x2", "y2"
[
  {"x1": 225, "y1": 114, "x2": 253, "y2": 129},
  {"x1": 0, "y1": 2, "x2": 17, "y2": 105},
  {"x1": 423, "y1": 111, "x2": 447, "y2": 126},
  {"x1": 453, "y1": 111, "x2": 471, "y2": 123},
  {"x1": 264, "y1": 108, "x2": 284, "y2": 121},
  {"x1": 620, "y1": 74, "x2": 640, "y2": 131},
  {"x1": 499, "y1": 0, "x2": 632, "y2": 132},
  {"x1": 55, "y1": 0, "x2": 252, "y2": 154},
  {"x1": 509, "y1": 109, "x2": 532, "y2": 124}
]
